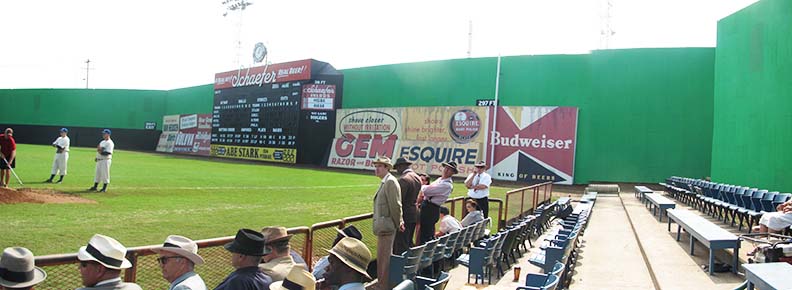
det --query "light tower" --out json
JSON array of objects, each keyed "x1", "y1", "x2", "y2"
[{"x1": 222, "y1": 0, "x2": 254, "y2": 67}]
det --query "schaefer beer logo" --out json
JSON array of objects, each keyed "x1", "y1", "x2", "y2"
[{"x1": 449, "y1": 109, "x2": 481, "y2": 144}]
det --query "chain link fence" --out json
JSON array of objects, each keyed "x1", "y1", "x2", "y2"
[{"x1": 35, "y1": 185, "x2": 546, "y2": 289}]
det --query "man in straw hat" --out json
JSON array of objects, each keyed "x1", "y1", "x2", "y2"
[
  {"x1": 215, "y1": 229, "x2": 272, "y2": 290},
  {"x1": 323, "y1": 237, "x2": 372, "y2": 290},
  {"x1": 392, "y1": 157, "x2": 421, "y2": 255},
  {"x1": 464, "y1": 160, "x2": 492, "y2": 218},
  {"x1": 417, "y1": 161, "x2": 457, "y2": 245},
  {"x1": 0, "y1": 247, "x2": 46, "y2": 290},
  {"x1": 75, "y1": 234, "x2": 141, "y2": 290},
  {"x1": 312, "y1": 225, "x2": 363, "y2": 279},
  {"x1": 259, "y1": 226, "x2": 306, "y2": 281},
  {"x1": 370, "y1": 156, "x2": 403, "y2": 289},
  {"x1": 153, "y1": 235, "x2": 207, "y2": 290},
  {"x1": 270, "y1": 267, "x2": 316, "y2": 290}
]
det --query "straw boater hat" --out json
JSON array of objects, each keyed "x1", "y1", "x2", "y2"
[
  {"x1": 270, "y1": 266, "x2": 316, "y2": 290},
  {"x1": 152, "y1": 235, "x2": 205, "y2": 265},
  {"x1": 474, "y1": 161, "x2": 486, "y2": 168},
  {"x1": 326, "y1": 237, "x2": 372, "y2": 280},
  {"x1": 441, "y1": 161, "x2": 459, "y2": 174},
  {"x1": 261, "y1": 226, "x2": 293, "y2": 245},
  {"x1": 77, "y1": 234, "x2": 133, "y2": 270},
  {"x1": 0, "y1": 247, "x2": 47, "y2": 288},
  {"x1": 371, "y1": 156, "x2": 393, "y2": 170},
  {"x1": 224, "y1": 229, "x2": 270, "y2": 256}
]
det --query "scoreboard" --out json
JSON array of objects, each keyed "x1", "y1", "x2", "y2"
[{"x1": 211, "y1": 59, "x2": 343, "y2": 164}]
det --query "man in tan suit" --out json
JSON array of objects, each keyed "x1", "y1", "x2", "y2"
[
  {"x1": 259, "y1": 227, "x2": 305, "y2": 281},
  {"x1": 371, "y1": 156, "x2": 404, "y2": 289}
]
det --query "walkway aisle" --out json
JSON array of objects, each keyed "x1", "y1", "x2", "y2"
[
  {"x1": 620, "y1": 192, "x2": 744, "y2": 290},
  {"x1": 569, "y1": 194, "x2": 656, "y2": 290}
]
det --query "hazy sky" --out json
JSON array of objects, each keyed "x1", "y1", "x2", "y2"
[{"x1": 0, "y1": 0, "x2": 757, "y2": 90}]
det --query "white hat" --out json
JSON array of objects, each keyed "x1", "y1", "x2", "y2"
[
  {"x1": 270, "y1": 267, "x2": 316, "y2": 290},
  {"x1": 152, "y1": 235, "x2": 204, "y2": 265},
  {"x1": 77, "y1": 234, "x2": 132, "y2": 270},
  {"x1": 0, "y1": 247, "x2": 47, "y2": 288}
]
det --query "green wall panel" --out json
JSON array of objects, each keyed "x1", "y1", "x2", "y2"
[
  {"x1": 0, "y1": 89, "x2": 166, "y2": 130},
  {"x1": 712, "y1": 0, "x2": 792, "y2": 192},
  {"x1": 165, "y1": 84, "x2": 214, "y2": 115}
]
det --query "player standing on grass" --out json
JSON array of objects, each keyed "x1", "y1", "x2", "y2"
[
  {"x1": 0, "y1": 128, "x2": 17, "y2": 188},
  {"x1": 89, "y1": 129, "x2": 114, "y2": 192},
  {"x1": 46, "y1": 128, "x2": 70, "y2": 184}
]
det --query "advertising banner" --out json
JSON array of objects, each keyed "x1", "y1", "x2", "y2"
[
  {"x1": 327, "y1": 108, "x2": 403, "y2": 169},
  {"x1": 210, "y1": 144, "x2": 297, "y2": 163},
  {"x1": 172, "y1": 114, "x2": 212, "y2": 156},
  {"x1": 487, "y1": 106, "x2": 578, "y2": 185},
  {"x1": 162, "y1": 115, "x2": 180, "y2": 133},
  {"x1": 156, "y1": 115, "x2": 180, "y2": 152}
]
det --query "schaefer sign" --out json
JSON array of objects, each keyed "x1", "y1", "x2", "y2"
[
  {"x1": 487, "y1": 106, "x2": 578, "y2": 185},
  {"x1": 213, "y1": 59, "x2": 312, "y2": 89},
  {"x1": 210, "y1": 144, "x2": 297, "y2": 163}
]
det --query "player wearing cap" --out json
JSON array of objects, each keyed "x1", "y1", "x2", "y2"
[
  {"x1": 45, "y1": 128, "x2": 71, "y2": 184},
  {"x1": 89, "y1": 129, "x2": 114, "y2": 192}
]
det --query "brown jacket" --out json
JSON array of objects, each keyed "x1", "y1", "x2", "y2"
[
  {"x1": 398, "y1": 169, "x2": 422, "y2": 224},
  {"x1": 373, "y1": 173, "x2": 403, "y2": 236}
]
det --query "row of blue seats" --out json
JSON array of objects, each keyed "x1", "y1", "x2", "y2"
[{"x1": 662, "y1": 176, "x2": 791, "y2": 233}]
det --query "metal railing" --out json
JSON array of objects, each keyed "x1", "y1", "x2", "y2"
[
  {"x1": 34, "y1": 185, "x2": 547, "y2": 289},
  {"x1": 503, "y1": 182, "x2": 553, "y2": 225}
]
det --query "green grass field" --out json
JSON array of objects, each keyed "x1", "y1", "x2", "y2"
[{"x1": 1, "y1": 144, "x2": 522, "y2": 256}]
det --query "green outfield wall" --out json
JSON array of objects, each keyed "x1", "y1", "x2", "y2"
[{"x1": 711, "y1": 0, "x2": 792, "y2": 192}]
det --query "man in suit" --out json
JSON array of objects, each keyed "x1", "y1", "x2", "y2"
[
  {"x1": 75, "y1": 234, "x2": 142, "y2": 290},
  {"x1": 392, "y1": 157, "x2": 421, "y2": 255},
  {"x1": 153, "y1": 235, "x2": 207, "y2": 290},
  {"x1": 370, "y1": 156, "x2": 404, "y2": 289},
  {"x1": 259, "y1": 226, "x2": 305, "y2": 281},
  {"x1": 215, "y1": 229, "x2": 272, "y2": 290},
  {"x1": 0, "y1": 247, "x2": 47, "y2": 290}
]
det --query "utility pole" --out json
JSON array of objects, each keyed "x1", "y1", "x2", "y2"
[{"x1": 84, "y1": 59, "x2": 91, "y2": 88}]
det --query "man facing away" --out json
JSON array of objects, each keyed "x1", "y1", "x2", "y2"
[{"x1": 392, "y1": 157, "x2": 421, "y2": 255}]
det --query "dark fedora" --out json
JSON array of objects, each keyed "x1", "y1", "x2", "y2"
[
  {"x1": 224, "y1": 229, "x2": 270, "y2": 256},
  {"x1": 335, "y1": 225, "x2": 363, "y2": 242},
  {"x1": 441, "y1": 161, "x2": 459, "y2": 174},
  {"x1": 393, "y1": 157, "x2": 413, "y2": 167}
]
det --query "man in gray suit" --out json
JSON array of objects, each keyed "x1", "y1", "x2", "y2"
[
  {"x1": 75, "y1": 234, "x2": 142, "y2": 290},
  {"x1": 392, "y1": 157, "x2": 421, "y2": 255},
  {"x1": 371, "y1": 156, "x2": 404, "y2": 289}
]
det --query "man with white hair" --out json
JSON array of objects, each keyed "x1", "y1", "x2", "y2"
[
  {"x1": 75, "y1": 234, "x2": 142, "y2": 290},
  {"x1": 153, "y1": 235, "x2": 207, "y2": 290}
]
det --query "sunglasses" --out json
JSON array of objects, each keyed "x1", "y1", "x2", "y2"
[{"x1": 157, "y1": 256, "x2": 182, "y2": 265}]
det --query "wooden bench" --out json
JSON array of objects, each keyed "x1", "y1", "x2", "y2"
[
  {"x1": 644, "y1": 193, "x2": 676, "y2": 221},
  {"x1": 742, "y1": 262, "x2": 792, "y2": 290},
  {"x1": 666, "y1": 209, "x2": 740, "y2": 275},
  {"x1": 634, "y1": 186, "x2": 654, "y2": 203}
]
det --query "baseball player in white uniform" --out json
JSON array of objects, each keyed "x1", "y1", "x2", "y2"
[
  {"x1": 46, "y1": 128, "x2": 70, "y2": 183},
  {"x1": 89, "y1": 129, "x2": 114, "y2": 192}
]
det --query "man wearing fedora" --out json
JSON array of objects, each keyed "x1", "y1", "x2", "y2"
[
  {"x1": 0, "y1": 247, "x2": 46, "y2": 290},
  {"x1": 153, "y1": 235, "x2": 207, "y2": 290},
  {"x1": 312, "y1": 225, "x2": 363, "y2": 279},
  {"x1": 89, "y1": 129, "x2": 114, "y2": 193},
  {"x1": 370, "y1": 156, "x2": 403, "y2": 289},
  {"x1": 270, "y1": 267, "x2": 316, "y2": 290},
  {"x1": 75, "y1": 234, "x2": 141, "y2": 290},
  {"x1": 323, "y1": 237, "x2": 372, "y2": 290},
  {"x1": 464, "y1": 161, "x2": 492, "y2": 218},
  {"x1": 216, "y1": 229, "x2": 272, "y2": 290},
  {"x1": 259, "y1": 226, "x2": 306, "y2": 281},
  {"x1": 417, "y1": 161, "x2": 457, "y2": 245},
  {"x1": 392, "y1": 157, "x2": 421, "y2": 255}
]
